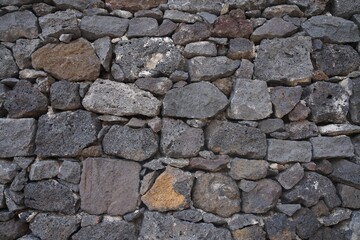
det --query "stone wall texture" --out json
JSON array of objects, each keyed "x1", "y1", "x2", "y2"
[{"x1": 0, "y1": 0, "x2": 360, "y2": 239}]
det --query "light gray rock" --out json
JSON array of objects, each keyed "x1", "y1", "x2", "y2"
[
  {"x1": 163, "y1": 82, "x2": 228, "y2": 119},
  {"x1": 12, "y1": 39, "x2": 40, "y2": 69},
  {"x1": 39, "y1": 10, "x2": 80, "y2": 39},
  {"x1": 276, "y1": 203, "x2": 301, "y2": 216},
  {"x1": 232, "y1": 225, "x2": 266, "y2": 240},
  {"x1": 83, "y1": 79, "x2": 162, "y2": 117},
  {"x1": 183, "y1": 41, "x2": 217, "y2": 58},
  {"x1": 276, "y1": 163, "x2": 304, "y2": 190},
  {"x1": 29, "y1": 160, "x2": 59, "y2": 181},
  {"x1": 173, "y1": 209, "x2": 202, "y2": 222},
  {"x1": 319, "y1": 124, "x2": 360, "y2": 136},
  {"x1": 92, "y1": 37, "x2": 112, "y2": 72},
  {"x1": 135, "y1": 77, "x2": 173, "y2": 95},
  {"x1": 227, "y1": 214, "x2": 261, "y2": 230},
  {"x1": 0, "y1": 160, "x2": 19, "y2": 184},
  {"x1": 330, "y1": 159, "x2": 360, "y2": 189},
  {"x1": 258, "y1": 118, "x2": 284, "y2": 134},
  {"x1": 318, "y1": 208, "x2": 352, "y2": 226},
  {"x1": 127, "y1": 17, "x2": 158, "y2": 38},
  {"x1": 50, "y1": 80, "x2": 81, "y2": 110},
  {"x1": 351, "y1": 77, "x2": 360, "y2": 124},
  {"x1": 229, "y1": 158, "x2": 268, "y2": 181},
  {"x1": 266, "y1": 139, "x2": 312, "y2": 163},
  {"x1": 227, "y1": 38, "x2": 255, "y2": 60},
  {"x1": 0, "y1": 45, "x2": 18, "y2": 79},
  {"x1": 227, "y1": 79, "x2": 272, "y2": 120},
  {"x1": 331, "y1": 0, "x2": 360, "y2": 19},
  {"x1": 270, "y1": 86, "x2": 302, "y2": 118},
  {"x1": 164, "y1": 10, "x2": 202, "y2": 23},
  {"x1": 58, "y1": 160, "x2": 81, "y2": 184},
  {"x1": 310, "y1": 136, "x2": 354, "y2": 159}
]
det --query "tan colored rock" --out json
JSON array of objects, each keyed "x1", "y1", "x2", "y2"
[
  {"x1": 232, "y1": 225, "x2": 266, "y2": 240},
  {"x1": 32, "y1": 38, "x2": 100, "y2": 81},
  {"x1": 105, "y1": 0, "x2": 167, "y2": 12}
]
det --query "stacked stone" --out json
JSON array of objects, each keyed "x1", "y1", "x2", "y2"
[{"x1": 0, "y1": 0, "x2": 360, "y2": 239}]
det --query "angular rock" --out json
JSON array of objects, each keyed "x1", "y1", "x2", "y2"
[
  {"x1": 264, "y1": 213, "x2": 296, "y2": 240},
  {"x1": 271, "y1": 86, "x2": 302, "y2": 119},
  {"x1": 262, "y1": 4, "x2": 303, "y2": 18},
  {"x1": 114, "y1": 37, "x2": 184, "y2": 80},
  {"x1": 251, "y1": 18, "x2": 297, "y2": 43},
  {"x1": 227, "y1": 38, "x2": 255, "y2": 60},
  {"x1": 211, "y1": 15, "x2": 253, "y2": 39},
  {"x1": 276, "y1": 203, "x2": 301, "y2": 216},
  {"x1": 227, "y1": 79, "x2": 272, "y2": 120},
  {"x1": 32, "y1": 38, "x2": 101, "y2": 82},
  {"x1": 163, "y1": 82, "x2": 228, "y2": 118},
  {"x1": 302, "y1": 16, "x2": 360, "y2": 43},
  {"x1": 331, "y1": 0, "x2": 360, "y2": 18},
  {"x1": 142, "y1": 166, "x2": 193, "y2": 211},
  {"x1": 103, "y1": 125, "x2": 158, "y2": 161},
  {"x1": 92, "y1": 37, "x2": 112, "y2": 72},
  {"x1": 80, "y1": 158, "x2": 141, "y2": 215},
  {"x1": 337, "y1": 184, "x2": 360, "y2": 209},
  {"x1": 293, "y1": 208, "x2": 322, "y2": 239},
  {"x1": 0, "y1": 160, "x2": 19, "y2": 184},
  {"x1": 189, "y1": 155, "x2": 229, "y2": 172},
  {"x1": 206, "y1": 121, "x2": 267, "y2": 159},
  {"x1": 330, "y1": 159, "x2": 360, "y2": 189},
  {"x1": 24, "y1": 180, "x2": 78, "y2": 214},
  {"x1": 160, "y1": 118, "x2": 203, "y2": 158},
  {"x1": 52, "y1": 0, "x2": 104, "y2": 10},
  {"x1": 105, "y1": 0, "x2": 166, "y2": 11},
  {"x1": 229, "y1": 158, "x2": 268, "y2": 181},
  {"x1": 35, "y1": 110, "x2": 100, "y2": 157},
  {"x1": 288, "y1": 101, "x2": 311, "y2": 121},
  {"x1": 12, "y1": 39, "x2": 40, "y2": 70},
  {"x1": 0, "y1": 10, "x2": 38, "y2": 42},
  {"x1": 312, "y1": 44, "x2": 360, "y2": 77},
  {"x1": 0, "y1": 218, "x2": 29, "y2": 240},
  {"x1": 310, "y1": 227, "x2": 347, "y2": 240},
  {"x1": 310, "y1": 136, "x2": 354, "y2": 159},
  {"x1": 304, "y1": 81, "x2": 349, "y2": 123},
  {"x1": 30, "y1": 213, "x2": 80, "y2": 240},
  {"x1": 183, "y1": 41, "x2": 217, "y2": 58},
  {"x1": 135, "y1": 77, "x2": 172, "y2": 95},
  {"x1": 235, "y1": 59, "x2": 254, "y2": 79},
  {"x1": 58, "y1": 160, "x2": 81, "y2": 184},
  {"x1": 276, "y1": 163, "x2": 304, "y2": 190},
  {"x1": 188, "y1": 56, "x2": 239, "y2": 82},
  {"x1": 10, "y1": 169, "x2": 27, "y2": 191},
  {"x1": 266, "y1": 139, "x2": 312, "y2": 163},
  {"x1": 50, "y1": 80, "x2": 81, "y2": 110},
  {"x1": 283, "y1": 172, "x2": 341, "y2": 209},
  {"x1": 232, "y1": 225, "x2": 266, "y2": 240},
  {"x1": 39, "y1": 10, "x2": 80, "y2": 39},
  {"x1": 258, "y1": 118, "x2": 284, "y2": 134},
  {"x1": 227, "y1": 214, "x2": 261, "y2": 230},
  {"x1": 286, "y1": 120, "x2": 318, "y2": 140},
  {"x1": 0, "y1": 45, "x2": 18, "y2": 79},
  {"x1": 29, "y1": 160, "x2": 59, "y2": 181},
  {"x1": 164, "y1": 10, "x2": 202, "y2": 23},
  {"x1": 172, "y1": 22, "x2": 210, "y2": 45},
  {"x1": 173, "y1": 209, "x2": 202, "y2": 222},
  {"x1": 157, "y1": 19, "x2": 178, "y2": 36},
  {"x1": 83, "y1": 79, "x2": 161, "y2": 117},
  {"x1": 0, "y1": 118, "x2": 36, "y2": 158},
  {"x1": 254, "y1": 36, "x2": 313, "y2": 85},
  {"x1": 128, "y1": 17, "x2": 158, "y2": 38},
  {"x1": 318, "y1": 208, "x2": 352, "y2": 226},
  {"x1": 319, "y1": 124, "x2": 360, "y2": 136},
  {"x1": 351, "y1": 77, "x2": 360, "y2": 124}
]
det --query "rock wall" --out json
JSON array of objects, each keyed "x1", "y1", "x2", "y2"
[{"x1": 0, "y1": 0, "x2": 360, "y2": 239}]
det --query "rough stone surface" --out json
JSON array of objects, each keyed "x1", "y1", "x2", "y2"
[
  {"x1": 229, "y1": 158, "x2": 268, "y2": 180},
  {"x1": 264, "y1": 213, "x2": 296, "y2": 240},
  {"x1": 227, "y1": 38, "x2": 255, "y2": 60},
  {"x1": 52, "y1": 0, "x2": 104, "y2": 10},
  {"x1": 337, "y1": 184, "x2": 360, "y2": 209},
  {"x1": 351, "y1": 77, "x2": 360, "y2": 124},
  {"x1": 92, "y1": 37, "x2": 112, "y2": 72},
  {"x1": 135, "y1": 77, "x2": 173, "y2": 95},
  {"x1": 105, "y1": 0, "x2": 166, "y2": 12},
  {"x1": 262, "y1": 4, "x2": 303, "y2": 18},
  {"x1": 330, "y1": 159, "x2": 360, "y2": 189},
  {"x1": 331, "y1": 0, "x2": 360, "y2": 18},
  {"x1": 0, "y1": 160, "x2": 19, "y2": 184},
  {"x1": 183, "y1": 41, "x2": 217, "y2": 58},
  {"x1": 319, "y1": 124, "x2": 360, "y2": 136},
  {"x1": 318, "y1": 208, "x2": 352, "y2": 226},
  {"x1": 50, "y1": 80, "x2": 81, "y2": 110},
  {"x1": 286, "y1": 120, "x2": 319, "y2": 140},
  {"x1": 293, "y1": 208, "x2": 322, "y2": 239},
  {"x1": 0, "y1": 45, "x2": 18, "y2": 79},
  {"x1": 266, "y1": 139, "x2": 312, "y2": 163},
  {"x1": 310, "y1": 136, "x2": 354, "y2": 159},
  {"x1": 211, "y1": 15, "x2": 253, "y2": 39},
  {"x1": 172, "y1": 22, "x2": 211, "y2": 45},
  {"x1": 80, "y1": 158, "x2": 141, "y2": 216},
  {"x1": 0, "y1": 218, "x2": 29, "y2": 240},
  {"x1": 276, "y1": 163, "x2": 304, "y2": 190},
  {"x1": 232, "y1": 225, "x2": 266, "y2": 240},
  {"x1": 227, "y1": 213, "x2": 261, "y2": 230},
  {"x1": 258, "y1": 118, "x2": 284, "y2": 134},
  {"x1": 12, "y1": 39, "x2": 40, "y2": 70},
  {"x1": 128, "y1": 17, "x2": 158, "y2": 38},
  {"x1": 29, "y1": 160, "x2": 59, "y2": 181},
  {"x1": 189, "y1": 155, "x2": 229, "y2": 172},
  {"x1": 288, "y1": 101, "x2": 311, "y2": 121},
  {"x1": 270, "y1": 86, "x2": 302, "y2": 118}
]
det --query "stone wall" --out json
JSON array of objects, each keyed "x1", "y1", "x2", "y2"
[{"x1": 0, "y1": 0, "x2": 360, "y2": 239}]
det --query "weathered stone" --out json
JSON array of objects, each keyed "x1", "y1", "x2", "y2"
[
  {"x1": 114, "y1": 37, "x2": 184, "y2": 80},
  {"x1": 288, "y1": 101, "x2": 311, "y2": 121},
  {"x1": 135, "y1": 9, "x2": 163, "y2": 20},
  {"x1": 227, "y1": 79, "x2": 272, "y2": 120},
  {"x1": 0, "y1": 160, "x2": 19, "y2": 184},
  {"x1": 160, "y1": 118, "x2": 203, "y2": 158},
  {"x1": 173, "y1": 209, "x2": 202, "y2": 222},
  {"x1": 276, "y1": 203, "x2": 301, "y2": 216},
  {"x1": 302, "y1": 16, "x2": 360, "y2": 43},
  {"x1": 142, "y1": 166, "x2": 193, "y2": 211},
  {"x1": 58, "y1": 160, "x2": 80, "y2": 184},
  {"x1": 227, "y1": 38, "x2": 255, "y2": 60},
  {"x1": 319, "y1": 208, "x2": 352, "y2": 226},
  {"x1": 229, "y1": 158, "x2": 268, "y2": 181},
  {"x1": 50, "y1": 80, "x2": 81, "y2": 110},
  {"x1": 319, "y1": 124, "x2": 360, "y2": 136},
  {"x1": 227, "y1": 213, "x2": 261, "y2": 231},
  {"x1": 164, "y1": 10, "x2": 201, "y2": 23},
  {"x1": 157, "y1": 19, "x2": 178, "y2": 36},
  {"x1": 0, "y1": 118, "x2": 36, "y2": 158},
  {"x1": 286, "y1": 120, "x2": 318, "y2": 140},
  {"x1": 127, "y1": 17, "x2": 158, "y2": 38},
  {"x1": 288, "y1": 0, "x2": 329, "y2": 16},
  {"x1": 206, "y1": 121, "x2": 267, "y2": 159},
  {"x1": 135, "y1": 77, "x2": 172, "y2": 95},
  {"x1": 188, "y1": 56, "x2": 239, "y2": 82},
  {"x1": 183, "y1": 41, "x2": 217, "y2": 58},
  {"x1": 32, "y1": 38, "x2": 101, "y2": 82},
  {"x1": 83, "y1": 79, "x2": 161, "y2": 117},
  {"x1": 92, "y1": 37, "x2": 112, "y2": 72},
  {"x1": 0, "y1": 10, "x2": 38, "y2": 42},
  {"x1": 140, "y1": 171, "x2": 158, "y2": 195},
  {"x1": 9, "y1": 169, "x2": 26, "y2": 192},
  {"x1": 139, "y1": 211, "x2": 232, "y2": 239},
  {"x1": 30, "y1": 213, "x2": 80, "y2": 240},
  {"x1": 239, "y1": 180, "x2": 257, "y2": 192},
  {"x1": 29, "y1": 160, "x2": 59, "y2": 181},
  {"x1": 283, "y1": 172, "x2": 341, "y2": 209},
  {"x1": 12, "y1": 39, "x2": 40, "y2": 69},
  {"x1": 330, "y1": 159, "x2": 360, "y2": 189},
  {"x1": 212, "y1": 15, "x2": 253, "y2": 38},
  {"x1": 351, "y1": 77, "x2": 360, "y2": 124},
  {"x1": 52, "y1": 0, "x2": 103, "y2": 10},
  {"x1": 24, "y1": 180, "x2": 78, "y2": 214},
  {"x1": 310, "y1": 227, "x2": 347, "y2": 240},
  {"x1": 72, "y1": 221, "x2": 137, "y2": 240},
  {"x1": 193, "y1": 172, "x2": 240, "y2": 217},
  {"x1": 331, "y1": 0, "x2": 360, "y2": 18},
  {"x1": 105, "y1": 0, "x2": 166, "y2": 11},
  {"x1": 304, "y1": 82, "x2": 349, "y2": 123},
  {"x1": 0, "y1": 45, "x2": 18, "y2": 79},
  {"x1": 316, "y1": 159, "x2": 333, "y2": 175},
  {"x1": 337, "y1": 184, "x2": 360, "y2": 209},
  {"x1": 172, "y1": 22, "x2": 210, "y2": 45},
  {"x1": 232, "y1": 225, "x2": 266, "y2": 240},
  {"x1": 163, "y1": 82, "x2": 228, "y2": 118},
  {"x1": 311, "y1": 200, "x2": 329, "y2": 216},
  {"x1": 32, "y1": 2, "x2": 56, "y2": 16},
  {"x1": 310, "y1": 136, "x2": 354, "y2": 159},
  {"x1": 35, "y1": 110, "x2": 100, "y2": 157},
  {"x1": 312, "y1": 44, "x2": 360, "y2": 77},
  {"x1": 212, "y1": 78, "x2": 233, "y2": 96},
  {"x1": 266, "y1": 139, "x2": 312, "y2": 163},
  {"x1": 258, "y1": 118, "x2": 284, "y2": 134},
  {"x1": 271, "y1": 87, "x2": 302, "y2": 120},
  {"x1": 0, "y1": 218, "x2": 29, "y2": 240},
  {"x1": 39, "y1": 10, "x2": 80, "y2": 39},
  {"x1": 202, "y1": 212, "x2": 227, "y2": 225},
  {"x1": 276, "y1": 163, "x2": 304, "y2": 190},
  {"x1": 293, "y1": 208, "x2": 322, "y2": 239},
  {"x1": 103, "y1": 125, "x2": 158, "y2": 161},
  {"x1": 251, "y1": 18, "x2": 297, "y2": 43},
  {"x1": 189, "y1": 155, "x2": 229, "y2": 172},
  {"x1": 80, "y1": 158, "x2": 140, "y2": 215},
  {"x1": 264, "y1": 213, "x2": 296, "y2": 240},
  {"x1": 254, "y1": 36, "x2": 313, "y2": 85}
]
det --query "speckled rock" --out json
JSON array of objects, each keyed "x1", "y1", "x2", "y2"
[
  {"x1": 310, "y1": 136, "x2": 354, "y2": 159},
  {"x1": 0, "y1": 45, "x2": 18, "y2": 79},
  {"x1": 266, "y1": 139, "x2": 312, "y2": 163},
  {"x1": 229, "y1": 158, "x2": 268, "y2": 181},
  {"x1": 270, "y1": 86, "x2": 302, "y2": 118}
]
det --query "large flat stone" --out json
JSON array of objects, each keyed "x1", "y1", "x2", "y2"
[
  {"x1": 39, "y1": 10, "x2": 80, "y2": 39},
  {"x1": 310, "y1": 136, "x2": 354, "y2": 159},
  {"x1": 337, "y1": 184, "x2": 360, "y2": 209},
  {"x1": 266, "y1": 139, "x2": 312, "y2": 163}
]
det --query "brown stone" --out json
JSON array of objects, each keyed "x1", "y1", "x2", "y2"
[
  {"x1": 105, "y1": 0, "x2": 167, "y2": 12},
  {"x1": 32, "y1": 38, "x2": 100, "y2": 81},
  {"x1": 312, "y1": 70, "x2": 329, "y2": 81},
  {"x1": 212, "y1": 16, "x2": 253, "y2": 38},
  {"x1": 232, "y1": 225, "x2": 266, "y2": 240},
  {"x1": 189, "y1": 155, "x2": 230, "y2": 172},
  {"x1": 141, "y1": 166, "x2": 193, "y2": 211},
  {"x1": 80, "y1": 158, "x2": 141, "y2": 216}
]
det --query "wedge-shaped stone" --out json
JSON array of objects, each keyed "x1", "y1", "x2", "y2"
[
  {"x1": 270, "y1": 86, "x2": 302, "y2": 118},
  {"x1": 310, "y1": 136, "x2": 354, "y2": 159},
  {"x1": 0, "y1": 45, "x2": 18, "y2": 79},
  {"x1": 266, "y1": 139, "x2": 312, "y2": 163},
  {"x1": 251, "y1": 18, "x2": 297, "y2": 43},
  {"x1": 330, "y1": 160, "x2": 360, "y2": 189}
]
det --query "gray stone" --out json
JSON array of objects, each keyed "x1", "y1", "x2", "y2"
[
  {"x1": 254, "y1": 36, "x2": 313, "y2": 86},
  {"x1": 29, "y1": 160, "x2": 59, "y2": 181},
  {"x1": 0, "y1": 118, "x2": 36, "y2": 158},
  {"x1": 134, "y1": 9, "x2": 163, "y2": 20},
  {"x1": 183, "y1": 41, "x2": 217, "y2": 58},
  {"x1": 283, "y1": 172, "x2": 341, "y2": 209},
  {"x1": 304, "y1": 81, "x2": 349, "y2": 123},
  {"x1": 173, "y1": 209, "x2": 203, "y2": 222},
  {"x1": 164, "y1": 10, "x2": 202, "y2": 23},
  {"x1": 163, "y1": 82, "x2": 228, "y2": 119},
  {"x1": 262, "y1": 4, "x2": 304, "y2": 18},
  {"x1": 128, "y1": 17, "x2": 158, "y2": 38},
  {"x1": 0, "y1": 10, "x2": 38, "y2": 42},
  {"x1": 227, "y1": 79, "x2": 272, "y2": 120},
  {"x1": 202, "y1": 212, "x2": 227, "y2": 225},
  {"x1": 251, "y1": 18, "x2": 297, "y2": 43},
  {"x1": 92, "y1": 37, "x2": 112, "y2": 72},
  {"x1": 331, "y1": 0, "x2": 360, "y2": 18},
  {"x1": 0, "y1": 218, "x2": 29, "y2": 240},
  {"x1": 227, "y1": 214, "x2": 261, "y2": 230},
  {"x1": 50, "y1": 80, "x2": 81, "y2": 110},
  {"x1": 330, "y1": 159, "x2": 360, "y2": 189},
  {"x1": 72, "y1": 221, "x2": 137, "y2": 240},
  {"x1": 270, "y1": 86, "x2": 302, "y2": 119},
  {"x1": 276, "y1": 163, "x2": 304, "y2": 190},
  {"x1": 172, "y1": 22, "x2": 210, "y2": 45},
  {"x1": 232, "y1": 225, "x2": 266, "y2": 240},
  {"x1": 337, "y1": 184, "x2": 360, "y2": 209},
  {"x1": 103, "y1": 126, "x2": 158, "y2": 161},
  {"x1": 227, "y1": 38, "x2": 255, "y2": 60},
  {"x1": 288, "y1": 0, "x2": 329, "y2": 16},
  {"x1": 80, "y1": 158, "x2": 141, "y2": 216},
  {"x1": 258, "y1": 118, "x2": 284, "y2": 134},
  {"x1": 24, "y1": 180, "x2": 78, "y2": 214},
  {"x1": 80, "y1": 15, "x2": 128, "y2": 41},
  {"x1": 126, "y1": 117, "x2": 147, "y2": 128},
  {"x1": 33, "y1": 2, "x2": 56, "y2": 16},
  {"x1": 188, "y1": 56, "x2": 240, "y2": 82},
  {"x1": 10, "y1": 169, "x2": 27, "y2": 192},
  {"x1": 30, "y1": 213, "x2": 80, "y2": 240},
  {"x1": 288, "y1": 101, "x2": 311, "y2": 121},
  {"x1": 286, "y1": 120, "x2": 318, "y2": 140},
  {"x1": 276, "y1": 203, "x2": 301, "y2": 216},
  {"x1": 312, "y1": 44, "x2": 360, "y2": 77},
  {"x1": 229, "y1": 158, "x2": 268, "y2": 181},
  {"x1": 266, "y1": 139, "x2": 312, "y2": 163},
  {"x1": 193, "y1": 172, "x2": 240, "y2": 217},
  {"x1": 12, "y1": 39, "x2": 40, "y2": 69},
  {"x1": 0, "y1": 45, "x2": 18, "y2": 79},
  {"x1": 105, "y1": 0, "x2": 166, "y2": 12},
  {"x1": 310, "y1": 136, "x2": 354, "y2": 159},
  {"x1": 211, "y1": 14, "x2": 253, "y2": 39},
  {"x1": 206, "y1": 121, "x2": 266, "y2": 159},
  {"x1": 264, "y1": 213, "x2": 296, "y2": 240},
  {"x1": 302, "y1": 16, "x2": 360, "y2": 43},
  {"x1": 350, "y1": 77, "x2": 360, "y2": 124},
  {"x1": 83, "y1": 79, "x2": 161, "y2": 117},
  {"x1": 53, "y1": 0, "x2": 103, "y2": 10},
  {"x1": 135, "y1": 77, "x2": 173, "y2": 95},
  {"x1": 0, "y1": 160, "x2": 19, "y2": 184},
  {"x1": 110, "y1": 63, "x2": 125, "y2": 81},
  {"x1": 319, "y1": 124, "x2": 360, "y2": 136},
  {"x1": 310, "y1": 227, "x2": 347, "y2": 240},
  {"x1": 238, "y1": 180, "x2": 257, "y2": 192},
  {"x1": 157, "y1": 19, "x2": 178, "y2": 36},
  {"x1": 319, "y1": 208, "x2": 352, "y2": 226},
  {"x1": 13, "y1": 157, "x2": 34, "y2": 169},
  {"x1": 293, "y1": 208, "x2": 322, "y2": 239},
  {"x1": 35, "y1": 110, "x2": 100, "y2": 157},
  {"x1": 160, "y1": 157, "x2": 189, "y2": 168},
  {"x1": 58, "y1": 160, "x2": 81, "y2": 184},
  {"x1": 39, "y1": 10, "x2": 80, "y2": 39},
  {"x1": 114, "y1": 37, "x2": 184, "y2": 80},
  {"x1": 140, "y1": 171, "x2": 159, "y2": 195},
  {"x1": 316, "y1": 159, "x2": 333, "y2": 175},
  {"x1": 189, "y1": 155, "x2": 230, "y2": 172},
  {"x1": 139, "y1": 211, "x2": 232, "y2": 240}
]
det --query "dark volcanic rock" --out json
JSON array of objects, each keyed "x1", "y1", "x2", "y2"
[
  {"x1": 189, "y1": 155, "x2": 230, "y2": 172},
  {"x1": 128, "y1": 17, "x2": 158, "y2": 38},
  {"x1": 330, "y1": 159, "x2": 360, "y2": 189},
  {"x1": 310, "y1": 136, "x2": 354, "y2": 159},
  {"x1": 286, "y1": 120, "x2": 318, "y2": 140},
  {"x1": 229, "y1": 158, "x2": 268, "y2": 181},
  {"x1": 270, "y1": 86, "x2": 302, "y2": 118},
  {"x1": 0, "y1": 160, "x2": 19, "y2": 184},
  {"x1": 227, "y1": 38, "x2": 255, "y2": 60},
  {"x1": 293, "y1": 208, "x2": 322, "y2": 239},
  {"x1": 331, "y1": 0, "x2": 360, "y2": 18},
  {"x1": 232, "y1": 225, "x2": 266, "y2": 240},
  {"x1": 135, "y1": 77, "x2": 173, "y2": 95},
  {"x1": 0, "y1": 45, "x2": 19, "y2": 79},
  {"x1": 337, "y1": 184, "x2": 360, "y2": 209},
  {"x1": 264, "y1": 213, "x2": 296, "y2": 240},
  {"x1": 211, "y1": 15, "x2": 253, "y2": 38},
  {"x1": 184, "y1": 41, "x2": 217, "y2": 58},
  {"x1": 276, "y1": 163, "x2": 304, "y2": 190},
  {"x1": 172, "y1": 22, "x2": 211, "y2": 45},
  {"x1": 266, "y1": 139, "x2": 312, "y2": 163},
  {"x1": 350, "y1": 77, "x2": 360, "y2": 124},
  {"x1": 12, "y1": 39, "x2": 41, "y2": 70},
  {"x1": 105, "y1": 0, "x2": 166, "y2": 12},
  {"x1": 0, "y1": 218, "x2": 29, "y2": 240},
  {"x1": 50, "y1": 80, "x2": 81, "y2": 110}
]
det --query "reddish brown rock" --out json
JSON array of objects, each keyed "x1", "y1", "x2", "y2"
[
  {"x1": 211, "y1": 15, "x2": 253, "y2": 38},
  {"x1": 189, "y1": 155, "x2": 230, "y2": 172},
  {"x1": 32, "y1": 38, "x2": 100, "y2": 81},
  {"x1": 105, "y1": 0, "x2": 167, "y2": 12}
]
